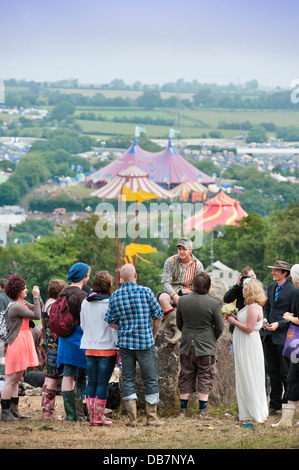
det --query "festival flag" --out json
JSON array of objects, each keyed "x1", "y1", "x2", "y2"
[
  {"x1": 121, "y1": 184, "x2": 159, "y2": 202},
  {"x1": 124, "y1": 243, "x2": 157, "y2": 264}
]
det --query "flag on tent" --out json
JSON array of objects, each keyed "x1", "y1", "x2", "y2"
[{"x1": 124, "y1": 243, "x2": 157, "y2": 264}]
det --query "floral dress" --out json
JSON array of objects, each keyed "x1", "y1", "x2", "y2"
[{"x1": 40, "y1": 300, "x2": 62, "y2": 379}]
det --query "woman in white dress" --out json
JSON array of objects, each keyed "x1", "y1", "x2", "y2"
[{"x1": 225, "y1": 278, "x2": 268, "y2": 423}]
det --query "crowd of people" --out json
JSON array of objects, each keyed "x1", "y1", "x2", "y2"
[{"x1": 0, "y1": 236, "x2": 298, "y2": 430}]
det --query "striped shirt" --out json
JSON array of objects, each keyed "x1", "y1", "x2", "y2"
[
  {"x1": 105, "y1": 282, "x2": 163, "y2": 350},
  {"x1": 161, "y1": 253, "x2": 203, "y2": 297}
]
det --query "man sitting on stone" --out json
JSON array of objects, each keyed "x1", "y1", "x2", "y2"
[{"x1": 158, "y1": 237, "x2": 204, "y2": 344}]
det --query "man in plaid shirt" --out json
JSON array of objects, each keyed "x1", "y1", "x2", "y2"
[{"x1": 105, "y1": 263, "x2": 163, "y2": 427}]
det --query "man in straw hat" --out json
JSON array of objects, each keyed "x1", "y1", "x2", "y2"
[{"x1": 263, "y1": 260, "x2": 297, "y2": 415}]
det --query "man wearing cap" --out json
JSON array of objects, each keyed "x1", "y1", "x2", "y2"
[
  {"x1": 263, "y1": 260, "x2": 297, "y2": 415},
  {"x1": 57, "y1": 262, "x2": 91, "y2": 421},
  {"x1": 158, "y1": 237, "x2": 203, "y2": 344}
]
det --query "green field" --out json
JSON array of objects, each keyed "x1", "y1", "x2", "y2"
[
  {"x1": 74, "y1": 107, "x2": 298, "y2": 139},
  {"x1": 4, "y1": 84, "x2": 299, "y2": 140}
]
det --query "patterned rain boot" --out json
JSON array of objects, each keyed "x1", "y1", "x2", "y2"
[
  {"x1": 94, "y1": 398, "x2": 112, "y2": 426},
  {"x1": 42, "y1": 389, "x2": 63, "y2": 419},
  {"x1": 87, "y1": 397, "x2": 95, "y2": 426},
  {"x1": 41, "y1": 384, "x2": 47, "y2": 410}
]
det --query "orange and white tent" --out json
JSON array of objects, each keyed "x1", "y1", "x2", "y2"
[
  {"x1": 184, "y1": 190, "x2": 248, "y2": 232},
  {"x1": 169, "y1": 181, "x2": 208, "y2": 201}
]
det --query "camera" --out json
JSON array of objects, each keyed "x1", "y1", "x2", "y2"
[{"x1": 240, "y1": 275, "x2": 251, "y2": 288}]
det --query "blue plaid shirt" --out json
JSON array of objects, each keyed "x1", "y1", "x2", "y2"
[{"x1": 105, "y1": 282, "x2": 163, "y2": 350}]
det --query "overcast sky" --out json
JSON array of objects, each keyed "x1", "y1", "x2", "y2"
[{"x1": 1, "y1": 0, "x2": 298, "y2": 88}]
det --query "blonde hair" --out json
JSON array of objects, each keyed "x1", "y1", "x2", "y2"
[{"x1": 244, "y1": 279, "x2": 267, "y2": 306}]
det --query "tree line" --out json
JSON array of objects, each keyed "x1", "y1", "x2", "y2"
[
  {"x1": 4, "y1": 81, "x2": 299, "y2": 111},
  {"x1": 0, "y1": 129, "x2": 94, "y2": 205},
  {"x1": 1, "y1": 203, "x2": 298, "y2": 303}
]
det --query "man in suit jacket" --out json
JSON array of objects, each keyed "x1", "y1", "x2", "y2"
[{"x1": 263, "y1": 260, "x2": 297, "y2": 414}]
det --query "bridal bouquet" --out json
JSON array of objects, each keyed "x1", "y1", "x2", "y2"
[{"x1": 221, "y1": 303, "x2": 238, "y2": 316}]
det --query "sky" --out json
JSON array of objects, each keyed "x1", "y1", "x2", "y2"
[{"x1": 1, "y1": 0, "x2": 299, "y2": 88}]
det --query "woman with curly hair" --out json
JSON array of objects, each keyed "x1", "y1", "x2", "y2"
[{"x1": 1, "y1": 275, "x2": 42, "y2": 421}]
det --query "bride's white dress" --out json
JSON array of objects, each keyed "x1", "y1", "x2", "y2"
[{"x1": 233, "y1": 304, "x2": 268, "y2": 423}]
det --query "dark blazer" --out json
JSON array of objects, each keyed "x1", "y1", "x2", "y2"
[
  {"x1": 176, "y1": 292, "x2": 223, "y2": 357},
  {"x1": 263, "y1": 280, "x2": 297, "y2": 345}
]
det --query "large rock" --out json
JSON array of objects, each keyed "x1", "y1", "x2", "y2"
[{"x1": 134, "y1": 278, "x2": 236, "y2": 411}]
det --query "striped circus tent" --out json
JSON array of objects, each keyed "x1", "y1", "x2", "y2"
[
  {"x1": 148, "y1": 139, "x2": 215, "y2": 186},
  {"x1": 90, "y1": 165, "x2": 174, "y2": 199},
  {"x1": 169, "y1": 181, "x2": 208, "y2": 201},
  {"x1": 184, "y1": 190, "x2": 248, "y2": 232},
  {"x1": 90, "y1": 137, "x2": 153, "y2": 184}
]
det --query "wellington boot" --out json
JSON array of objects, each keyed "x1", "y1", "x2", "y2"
[
  {"x1": 87, "y1": 397, "x2": 95, "y2": 426},
  {"x1": 145, "y1": 402, "x2": 164, "y2": 426},
  {"x1": 10, "y1": 397, "x2": 29, "y2": 419},
  {"x1": 42, "y1": 389, "x2": 63, "y2": 420},
  {"x1": 75, "y1": 397, "x2": 85, "y2": 420},
  {"x1": 62, "y1": 390, "x2": 81, "y2": 421},
  {"x1": 1, "y1": 399, "x2": 16, "y2": 421},
  {"x1": 94, "y1": 398, "x2": 112, "y2": 426},
  {"x1": 272, "y1": 404, "x2": 296, "y2": 428},
  {"x1": 167, "y1": 310, "x2": 181, "y2": 344},
  {"x1": 124, "y1": 399, "x2": 137, "y2": 427}
]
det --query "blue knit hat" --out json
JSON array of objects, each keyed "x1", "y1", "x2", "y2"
[{"x1": 67, "y1": 262, "x2": 89, "y2": 282}]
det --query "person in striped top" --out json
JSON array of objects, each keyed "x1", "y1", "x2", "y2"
[{"x1": 158, "y1": 237, "x2": 203, "y2": 343}]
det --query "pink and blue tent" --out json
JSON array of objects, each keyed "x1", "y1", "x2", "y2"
[
  {"x1": 90, "y1": 137, "x2": 153, "y2": 184},
  {"x1": 147, "y1": 139, "x2": 215, "y2": 186}
]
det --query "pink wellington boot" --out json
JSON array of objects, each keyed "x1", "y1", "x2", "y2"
[
  {"x1": 94, "y1": 398, "x2": 112, "y2": 426},
  {"x1": 87, "y1": 397, "x2": 96, "y2": 426}
]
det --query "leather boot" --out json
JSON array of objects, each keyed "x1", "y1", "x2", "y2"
[
  {"x1": 272, "y1": 404, "x2": 296, "y2": 428},
  {"x1": 1, "y1": 399, "x2": 16, "y2": 421},
  {"x1": 10, "y1": 397, "x2": 29, "y2": 419},
  {"x1": 167, "y1": 310, "x2": 181, "y2": 344},
  {"x1": 94, "y1": 398, "x2": 112, "y2": 426},
  {"x1": 75, "y1": 397, "x2": 85, "y2": 420},
  {"x1": 124, "y1": 399, "x2": 137, "y2": 427},
  {"x1": 62, "y1": 390, "x2": 81, "y2": 421},
  {"x1": 145, "y1": 402, "x2": 164, "y2": 426}
]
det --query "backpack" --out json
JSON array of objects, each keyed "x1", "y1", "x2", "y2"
[
  {"x1": 49, "y1": 292, "x2": 79, "y2": 338},
  {"x1": 0, "y1": 301, "x2": 15, "y2": 342}
]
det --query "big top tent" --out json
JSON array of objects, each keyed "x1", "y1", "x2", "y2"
[
  {"x1": 89, "y1": 137, "x2": 153, "y2": 184},
  {"x1": 184, "y1": 190, "x2": 248, "y2": 232},
  {"x1": 90, "y1": 165, "x2": 174, "y2": 200},
  {"x1": 147, "y1": 139, "x2": 216, "y2": 186},
  {"x1": 169, "y1": 181, "x2": 208, "y2": 201}
]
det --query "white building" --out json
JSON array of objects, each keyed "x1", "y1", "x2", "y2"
[{"x1": 207, "y1": 260, "x2": 239, "y2": 287}]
